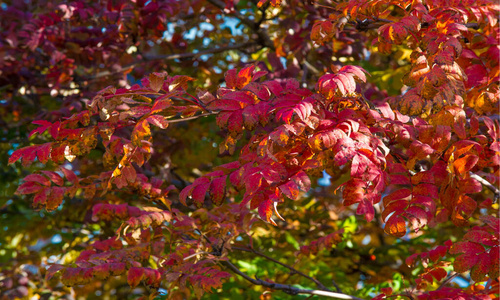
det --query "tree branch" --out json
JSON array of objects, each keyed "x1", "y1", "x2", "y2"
[
  {"x1": 436, "y1": 272, "x2": 459, "y2": 290},
  {"x1": 470, "y1": 172, "x2": 500, "y2": 201},
  {"x1": 143, "y1": 42, "x2": 256, "y2": 62},
  {"x1": 79, "y1": 42, "x2": 256, "y2": 81},
  {"x1": 303, "y1": 60, "x2": 321, "y2": 75},
  {"x1": 206, "y1": 0, "x2": 275, "y2": 50},
  {"x1": 221, "y1": 261, "x2": 364, "y2": 300},
  {"x1": 165, "y1": 112, "x2": 218, "y2": 124},
  {"x1": 232, "y1": 246, "x2": 334, "y2": 292}
]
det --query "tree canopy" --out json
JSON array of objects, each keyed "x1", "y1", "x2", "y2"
[{"x1": 1, "y1": 0, "x2": 499, "y2": 299}]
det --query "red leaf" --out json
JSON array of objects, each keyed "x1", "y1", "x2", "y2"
[
  {"x1": 405, "y1": 206, "x2": 429, "y2": 230},
  {"x1": 450, "y1": 241, "x2": 485, "y2": 255},
  {"x1": 143, "y1": 268, "x2": 161, "y2": 287},
  {"x1": 9, "y1": 145, "x2": 37, "y2": 166},
  {"x1": 336, "y1": 73, "x2": 356, "y2": 94},
  {"x1": 50, "y1": 144, "x2": 66, "y2": 164},
  {"x1": 61, "y1": 167, "x2": 78, "y2": 184},
  {"x1": 488, "y1": 246, "x2": 499, "y2": 279},
  {"x1": 208, "y1": 99, "x2": 242, "y2": 111},
  {"x1": 122, "y1": 165, "x2": 137, "y2": 183},
  {"x1": 279, "y1": 180, "x2": 300, "y2": 200},
  {"x1": 33, "y1": 188, "x2": 48, "y2": 207},
  {"x1": 150, "y1": 95, "x2": 172, "y2": 114},
  {"x1": 340, "y1": 65, "x2": 368, "y2": 82},
  {"x1": 429, "y1": 267, "x2": 447, "y2": 282},
  {"x1": 16, "y1": 181, "x2": 43, "y2": 195},
  {"x1": 465, "y1": 64, "x2": 488, "y2": 89},
  {"x1": 224, "y1": 69, "x2": 238, "y2": 89},
  {"x1": 209, "y1": 176, "x2": 227, "y2": 206},
  {"x1": 432, "y1": 244, "x2": 451, "y2": 260},
  {"x1": 459, "y1": 177, "x2": 482, "y2": 194},
  {"x1": 383, "y1": 188, "x2": 411, "y2": 206},
  {"x1": 127, "y1": 267, "x2": 145, "y2": 288},
  {"x1": 453, "y1": 195, "x2": 477, "y2": 222},
  {"x1": 92, "y1": 264, "x2": 111, "y2": 280},
  {"x1": 49, "y1": 121, "x2": 61, "y2": 139},
  {"x1": 357, "y1": 199, "x2": 375, "y2": 222},
  {"x1": 471, "y1": 253, "x2": 491, "y2": 282},
  {"x1": 179, "y1": 185, "x2": 195, "y2": 206},
  {"x1": 227, "y1": 111, "x2": 244, "y2": 136},
  {"x1": 46, "y1": 187, "x2": 65, "y2": 211},
  {"x1": 343, "y1": 178, "x2": 366, "y2": 206},
  {"x1": 382, "y1": 200, "x2": 408, "y2": 221},
  {"x1": 406, "y1": 253, "x2": 420, "y2": 267},
  {"x1": 454, "y1": 253, "x2": 479, "y2": 273},
  {"x1": 29, "y1": 120, "x2": 52, "y2": 138},
  {"x1": 292, "y1": 171, "x2": 311, "y2": 192},
  {"x1": 381, "y1": 287, "x2": 393, "y2": 296},
  {"x1": 191, "y1": 181, "x2": 210, "y2": 207},
  {"x1": 147, "y1": 115, "x2": 169, "y2": 129},
  {"x1": 23, "y1": 174, "x2": 51, "y2": 186},
  {"x1": 236, "y1": 66, "x2": 255, "y2": 89},
  {"x1": 109, "y1": 263, "x2": 127, "y2": 276},
  {"x1": 245, "y1": 173, "x2": 263, "y2": 192},
  {"x1": 46, "y1": 265, "x2": 64, "y2": 281},
  {"x1": 36, "y1": 143, "x2": 51, "y2": 164},
  {"x1": 480, "y1": 215, "x2": 500, "y2": 232},
  {"x1": 258, "y1": 199, "x2": 275, "y2": 225},
  {"x1": 130, "y1": 105, "x2": 152, "y2": 118}
]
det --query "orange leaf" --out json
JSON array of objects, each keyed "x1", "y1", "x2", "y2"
[
  {"x1": 385, "y1": 215, "x2": 406, "y2": 237},
  {"x1": 131, "y1": 120, "x2": 151, "y2": 147},
  {"x1": 453, "y1": 155, "x2": 479, "y2": 175}
]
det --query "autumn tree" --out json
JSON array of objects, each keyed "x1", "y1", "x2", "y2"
[{"x1": 1, "y1": 0, "x2": 499, "y2": 299}]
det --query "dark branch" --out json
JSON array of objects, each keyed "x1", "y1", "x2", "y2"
[
  {"x1": 206, "y1": 0, "x2": 275, "y2": 50},
  {"x1": 79, "y1": 42, "x2": 256, "y2": 81},
  {"x1": 222, "y1": 260, "x2": 364, "y2": 300},
  {"x1": 143, "y1": 42, "x2": 256, "y2": 62},
  {"x1": 165, "y1": 112, "x2": 219, "y2": 124},
  {"x1": 436, "y1": 272, "x2": 459, "y2": 290},
  {"x1": 232, "y1": 246, "x2": 335, "y2": 292},
  {"x1": 470, "y1": 172, "x2": 500, "y2": 201}
]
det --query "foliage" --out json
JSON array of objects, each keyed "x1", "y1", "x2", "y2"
[{"x1": 1, "y1": 0, "x2": 499, "y2": 299}]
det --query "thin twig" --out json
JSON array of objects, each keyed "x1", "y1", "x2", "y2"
[
  {"x1": 436, "y1": 272, "x2": 459, "y2": 290},
  {"x1": 79, "y1": 42, "x2": 256, "y2": 81},
  {"x1": 206, "y1": 0, "x2": 275, "y2": 50},
  {"x1": 143, "y1": 42, "x2": 256, "y2": 62},
  {"x1": 221, "y1": 260, "x2": 365, "y2": 300},
  {"x1": 470, "y1": 172, "x2": 500, "y2": 202},
  {"x1": 303, "y1": 60, "x2": 320, "y2": 75},
  {"x1": 232, "y1": 246, "x2": 333, "y2": 291},
  {"x1": 165, "y1": 112, "x2": 218, "y2": 124}
]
